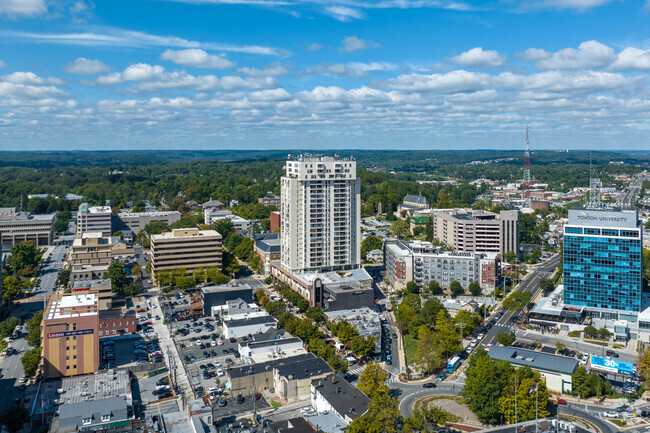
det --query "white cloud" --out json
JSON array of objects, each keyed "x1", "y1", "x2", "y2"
[
  {"x1": 1, "y1": 26, "x2": 290, "y2": 56},
  {"x1": 2, "y1": 71, "x2": 64, "y2": 86},
  {"x1": 522, "y1": 40, "x2": 615, "y2": 70},
  {"x1": 0, "y1": 60, "x2": 5, "y2": 68},
  {"x1": 0, "y1": 71, "x2": 68, "y2": 101},
  {"x1": 0, "y1": 0, "x2": 46, "y2": 17},
  {"x1": 447, "y1": 47, "x2": 506, "y2": 68},
  {"x1": 95, "y1": 63, "x2": 279, "y2": 91},
  {"x1": 325, "y1": 6, "x2": 365, "y2": 21},
  {"x1": 160, "y1": 49, "x2": 236, "y2": 69},
  {"x1": 306, "y1": 43, "x2": 322, "y2": 51},
  {"x1": 339, "y1": 36, "x2": 380, "y2": 53},
  {"x1": 237, "y1": 63, "x2": 289, "y2": 77},
  {"x1": 611, "y1": 47, "x2": 650, "y2": 71},
  {"x1": 306, "y1": 62, "x2": 397, "y2": 78},
  {"x1": 65, "y1": 57, "x2": 111, "y2": 74},
  {"x1": 517, "y1": 0, "x2": 613, "y2": 12}
]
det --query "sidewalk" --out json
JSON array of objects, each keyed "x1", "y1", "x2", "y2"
[{"x1": 149, "y1": 291, "x2": 194, "y2": 408}]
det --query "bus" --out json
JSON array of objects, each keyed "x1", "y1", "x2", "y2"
[{"x1": 447, "y1": 356, "x2": 462, "y2": 373}]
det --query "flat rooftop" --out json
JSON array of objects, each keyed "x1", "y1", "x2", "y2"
[
  {"x1": 223, "y1": 312, "x2": 277, "y2": 328},
  {"x1": 45, "y1": 293, "x2": 98, "y2": 320},
  {"x1": 152, "y1": 229, "x2": 221, "y2": 240},
  {"x1": 488, "y1": 345, "x2": 578, "y2": 375},
  {"x1": 202, "y1": 283, "x2": 252, "y2": 294},
  {"x1": 31, "y1": 369, "x2": 131, "y2": 417},
  {"x1": 312, "y1": 374, "x2": 369, "y2": 421},
  {"x1": 118, "y1": 211, "x2": 180, "y2": 217},
  {"x1": 71, "y1": 279, "x2": 112, "y2": 290}
]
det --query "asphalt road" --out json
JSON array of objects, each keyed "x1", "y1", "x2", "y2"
[
  {"x1": 0, "y1": 336, "x2": 31, "y2": 411},
  {"x1": 560, "y1": 402, "x2": 620, "y2": 433},
  {"x1": 482, "y1": 255, "x2": 562, "y2": 347},
  {"x1": 620, "y1": 177, "x2": 646, "y2": 207},
  {"x1": 396, "y1": 381, "x2": 462, "y2": 417}
]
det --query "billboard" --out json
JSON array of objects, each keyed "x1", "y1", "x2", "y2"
[
  {"x1": 568, "y1": 208, "x2": 637, "y2": 229},
  {"x1": 47, "y1": 329, "x2": 94, "y2": 339},
  {"x1": 589, "y1": 355, "x2": 634, "y2": 376}
]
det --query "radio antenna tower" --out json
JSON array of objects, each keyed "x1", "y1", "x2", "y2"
[
  {"x1": 523, "y1": 126, "x2": 531, "y2": 201},
  {"x1": 588, "y1": 152, "x2": 601, "y2": 209}
]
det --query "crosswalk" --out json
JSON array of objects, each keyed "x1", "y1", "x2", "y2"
[{"x1": 347, "y1": 364, "x2": 397, "y2": 384}]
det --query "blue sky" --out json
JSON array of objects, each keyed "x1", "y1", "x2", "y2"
[{"x1": 1, "y1": 0, "x2": 650, "y2": 150}]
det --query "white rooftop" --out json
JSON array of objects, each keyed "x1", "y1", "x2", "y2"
[
  {"x1": 46, "y1": 294, "x2": 98, "y2": 320},
  {"x1": 81, "y1": 231, "x2": 103, "y2": 239},
  {"x1": 88, "y1": 206, "x2": 111, "y2": 214}
]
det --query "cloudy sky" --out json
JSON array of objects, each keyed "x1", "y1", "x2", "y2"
[{"x1": 2, "y1": 0, "x2": 650, "y2": 150}]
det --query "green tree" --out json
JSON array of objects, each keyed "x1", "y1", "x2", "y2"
[
  {"x1": 428, "y1": 280, "x2": 443, "y2": 295},
  {"x1": 233, "y1": 237, "x2": 254, "y2": 259},
  {"x1": 503, "y1": 291, "x2": 532, "y2": 311},
  {"x1": 107, "y1": 260, "x2": 130, "y2": 292},
  {"x1": 56, "y1": 266, "x2": 71, "y2": 287},
  {"x1": 305, "y1": 307, "x2": 325, "y2": 323},
  {"x1": 540, "y1": 278, "x2": 555, "y2": 295},
  {"x1": 497, "y1": 331, "x2": 516, "y2": 346},
  {"x1": 434, "y1": 310, "x2": 461, "y2": 357},
  {"x1": 361, "y1": 235, "x2": 383, "y2": 260},
  {"x1": 555, "y1": 341, "x2": 566, "y2": 353},
  {"x1": 25, "y1": 310, "x2": 43, "y2": 347},
  {"x1": 463, "y1": 348, "x2": 514, "y2": 424},
  {"x1": 414, "y1": 326, "x2": 444, "y2": 373},
  {"x1": 8, "y1": 241, "x2": 41, "y2": 272},
  {"x1": 357, "y1": 361, "x2": 388, "y2": 398},
  {"x1": 333, "y1": 320, "x2": 359, "y2": 344},
  {"x1": 450, "y1": 280, "x2": 463, "y2": 296},
  {"x1": 498, "y1": 368, "x2": 550, "y2": 424},
  {"x1": 390, "y1": 220, "x2": 411, "y2": 238},
  {"x1": 348, "y1": 391, "x2": 401, "y2": 433},
  {"x1": 572, "y1": 366, "x2": 592, "y2": 398},
  {"x1": 405, "y1": 280, "x2": 419, "y2": 294},
  {"x1": 2, "y1": 276, "x2": 21, "y2": 303},
  {"x1": 425, "y1": 216, "x2": 434, "y2": 242},
  {"x1": 211, "y1": 218, "x2": 235, "y2": 238},
  {"x1": 468, "y1": 281, "x2": 482, "y2": 296},
  {"x1": 21, "y1": 346, "x2": 41, "y2": 377},
  {"x1": 225, "y1": 257, "x2": 240, "y2": 278},
  {"x1": 349, "y1": 336, "x2": 376, "y2": 358},
  {"x1": 248, "y1": 252, "x2": 262, "y2": 274},
  {"x1": 638, "y1": 346, "x2": 650, "y2": 388},
  {"x1": 0, "y1": 404, "x2": 28, "y2": 433},
  {"x1": 0, "y1": 317, "x2": 20, "y2": 339}
]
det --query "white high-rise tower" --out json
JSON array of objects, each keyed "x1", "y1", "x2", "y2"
[{"x1": 280, "y1": 155, "x2": 361, "y2": 273}]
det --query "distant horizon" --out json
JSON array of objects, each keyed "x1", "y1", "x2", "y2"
[{"x1": 2, "y1": 1, "x2": 650, "y2": 150}]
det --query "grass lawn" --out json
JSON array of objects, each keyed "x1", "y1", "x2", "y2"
[{"x1": 403, "y1": 333, "x2": 418, "y2": 366}]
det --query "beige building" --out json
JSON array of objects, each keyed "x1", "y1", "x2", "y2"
[
  {"x1": 71, "y1": 279, "x2": 113, "y2": 310},
  {"x1": 70, "y1": 232, "x2": 112, "y2": 283},
  {"x1": 115, "y1": 211, "x2": 181, "y2": 235},
  {"x1": 0, "y1": 207, "x2": 55, "y2": 246},
  {"x1": 41, "y1": 293, "x2": 99, "y2": 378},
  {"x1": 77, "y1": 203, "x2": 112, "y2": 237},
  {"x1": 151, "y1": 228, "x2": 222, "y2": 283},
  {"x1": 432, "y1": 208, "x2": 519, "y2": 256}
]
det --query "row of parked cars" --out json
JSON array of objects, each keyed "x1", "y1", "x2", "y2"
[{"x1": 134, "y1": 339, "x2": 163, "y2": 365}]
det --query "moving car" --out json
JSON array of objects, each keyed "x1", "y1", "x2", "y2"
[{"x1": 423, "y1": 383, "x2": 437, "y2": 388}]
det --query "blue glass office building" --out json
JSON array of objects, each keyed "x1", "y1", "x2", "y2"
[{"x1": 563, "y1": 207, "x2": 643, "y2": 318}]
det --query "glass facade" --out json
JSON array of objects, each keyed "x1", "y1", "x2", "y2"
[{"x1": 564, "y1": 226, "x2": 642, "y2": 312}]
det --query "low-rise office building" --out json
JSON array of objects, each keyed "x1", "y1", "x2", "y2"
[
  {"x1": 41, "y1": 293, "x2": 100, "y2": 378},
  {"x1": 259, "y1": 194, "x2": 281, "y2": 208},
  {"x1": 222, "y1": 311, "x2": 277, "y2": 339},
  {"x1": 151, "y1": 228, "x2": 222, "y2": 284},
  {"x1": 311, "y1": 374, "x2": 370, "y2": 425},
  {"x1": 274, "y1": 355, "x2": 332, "y2": 403},
  {"x1": 204, "y1": 209, "x2": 254, "y2": 236},
  {"x1": 114, "y1": 210, "x2": 181, "y2": 234},
  {"x1": 271, "y1": 264, "x2": 374, "y2": 311},
  {"x1": 98, "y1": 307, "x2": 137, "y2": 338},
  {"x1": 325, "y1": 308, "x2": 382, "y2": 354},
  {"x1": 77, "y1": 203, "x2": 112, "y2": 237},
  {"x1": 70, "y1": 232, "x2": 112, "y2": 283},
  {"x1": 201, "y1": 283, "x2": 253, "y2": 316},
  {"x1": 0, "y1": 207, "x2": 55, "y2": 246},
  {"x1": 239, "y1": 337, "x2": 306, "y2": 364},
  {"x1": 226, "y1": 353, "x2": 331, "y2": 402},
  {"x1": 488, "y1": 346, "x2": 578, "y2": 393},
  {"x1": 32, "y1": 369, "x2": 133, "y2": 431},
  {"x1": 71, "y1": 279, "x2": 113, "y2": 309}
]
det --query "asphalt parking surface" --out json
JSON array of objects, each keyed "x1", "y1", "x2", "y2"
[
  {"x1": 211, "y1": 393, "x2": 270, "y2": 422},
  {"x1": 138, "y1": 371, "x2": 173, "y2": 405}
]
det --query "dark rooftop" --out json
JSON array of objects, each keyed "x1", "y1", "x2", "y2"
[
  {"x1": 223, "y1": 314, "x2": 277, "y2": 328},
  {"x1": 228, "y1": 353, "x2": 317, "y2": 379},
  {"x1": 275, "y1": 354, "x2": 332, "y2": 380},
  {"x1": 311, "y1": 374, "x2": 370, "y2": 421},
  {"x1": 488, "y1": 346, "x2": 578, "y2": 375},
  {"x1": 269, "y1": 417, "x2": 323, "y2": 433}
]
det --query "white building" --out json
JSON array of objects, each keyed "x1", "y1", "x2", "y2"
[
  {"x1": 77, "y1": 203, "x2": 112, "y2": 237},
  {"x1": 239, "y1": 337, "x2": 306, "y2": 364},
  {"x1": 115, "y1": 211, "x2": 181, "y2": 234},
  {"x1": 222, "y1": 311, "x2": 277, "y2": 339},
  {"x1": 280, "y1": 155, "x2": 360, "y2": 273},
  {"x1": 203, "y1": 209, "x2": 253, "y2": 236},
  {"x1": 311, "y1": 374, "x2": 370, "y2": 425}
]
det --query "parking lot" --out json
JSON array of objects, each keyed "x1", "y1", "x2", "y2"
[
  {"x1": 137, "y1": 371, "x2": 176, "y2": 406},
  {"x1": 211, "y1": 392, "x2": 270, "y2": 423},
  {"x1": 100, "y1": 335, "x2": 164, "y2": 369}
]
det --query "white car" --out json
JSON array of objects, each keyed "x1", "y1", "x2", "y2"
[
  {"x1": 19, "y1": 376, "x2": 26, "y2": 384},
  {"x1": 196, "y1": 340, "x2": 202, "y2": 346},
  {"x1": 603, "y1": 411, "x2": 618, "y2": 418},
  {"x1": 217, "y1": 340, "x2": 224, "y2": 346},
  {"x1": 211, "y1": 340, "x2": 217, "y2": 347},
  {"x1": 217, "y1": 369, "x2": 225, "y2": 376}
]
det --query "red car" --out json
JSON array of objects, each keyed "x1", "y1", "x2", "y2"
[{"x1": 556, "y1": 399, "x2": 567, "y2": 405}]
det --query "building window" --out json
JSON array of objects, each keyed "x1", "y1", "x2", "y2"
[
  {"x1": 101, "y1": 415, "x2": 110, "y2": 422},
  {"x1": 73, "y1": 336, "x2": 76, "y2": 340},
  {"x1": 99, "y1": 331, "x2": 103, "y2": 336},
  {"x1": 112, "y1": 330, "x2": 116, "y2": 334},
  {"x1": 73, "y1": 355, "x2": 77, "y2": 359},
  {"x1": 66, "y1": 356, "x2": 70, "y2": 360},
  {"x1": 73, "y1": 346, "x2": 77, "y2": 350},
  {"x1": 73, "y1": 364, "x2": 76, "y2": 368},
  {"x1": 82, "y1": 417, "x2": 92, "y2": 425}
]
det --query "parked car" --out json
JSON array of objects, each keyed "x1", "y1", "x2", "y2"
[
  {"x1": 423, "y1": 383, "x2": 437, "y2": 388},
  {"x1": 556, "y1": 399, "x2": 567, "y2": 405},
  {"x1": 603, "y1": 411, "x2": 618, "y2": 418}
]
